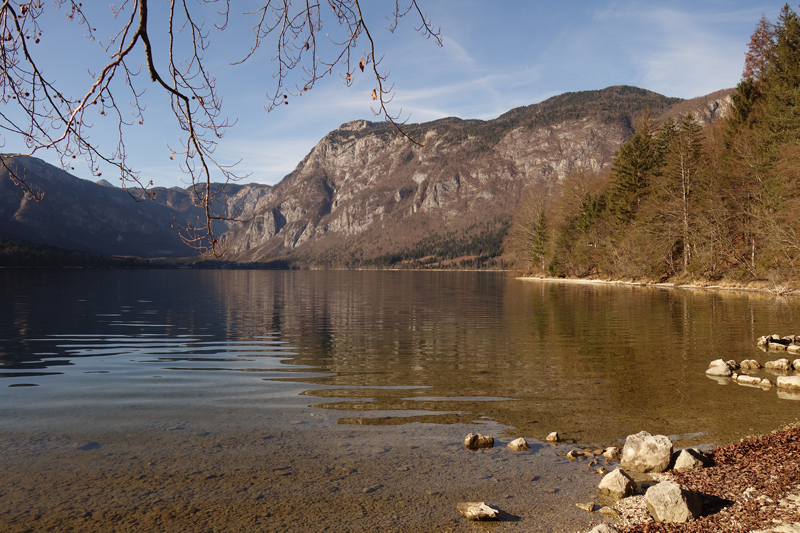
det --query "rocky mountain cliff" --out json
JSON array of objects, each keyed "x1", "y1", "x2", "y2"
[
  {"x1": 0, "y1": 85, "x2": 732, "y2": 264},
  {"x1": 223, "y1": 86, "x2": 732, "y2": 267},
  {"x1": 0, "y1": 156, "x2": 270, "y2": 258}
]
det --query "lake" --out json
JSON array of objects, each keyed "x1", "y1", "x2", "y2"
[{"x1": 1, "y1": 269, "x2": 798, "y2": 532}]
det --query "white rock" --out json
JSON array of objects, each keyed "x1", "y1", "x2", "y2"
[
  {"x1": 776, "y1": 376, "x2": 800, "y2": 390},
  {"x1": 546, "y1": 431, "x2": 559, "y2": 442},
  {"x1": 787, "y1": 345, "x2": 800, "y2": 355},
  {"x1": 705, "y1": 363, "x2": 732, "y2": 377},
  {"x1": 673, "y1": 449, "x2": 704, "y2": 471},
  {"x1": 621, "y1": 431, "x2": 673, "y2": 473},
  {"x1": 507, "y1": 437, "x2": 530, "y2": 452},
  {"x1": 602, "y1": 446, "x2": 621, "y2": 460},
  {"x1": 456, "y1": 502, "x2": 500, "y2": 521},
  {"x1": 463, "y1": 433, "x2": 494, "y2": 450},
  {"x1": 794, "y1": 358, "x2": 800, "y2": 369},
  {"x1": 645, "y1": 481, "x2": 702, "y2": 523},
  {"x1": 766, "y1": 359, "x2": 792, "y2": 371},
  {"x1": 736, "y1": 374, "x2": 763, "y2": 386},
  {"x1": 740, "y1": 359, "x2": 762, "y2": 371},
  {"x1": 598, "y1": 468, "x2": 635, "y2": 500},
  {"x1": 708, "y1": 358, "x2": 729, "y2": 368}
]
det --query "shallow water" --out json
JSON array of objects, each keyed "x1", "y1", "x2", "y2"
[{"x1": 1, "y1": 270, "x2": 799, "y2": 532}]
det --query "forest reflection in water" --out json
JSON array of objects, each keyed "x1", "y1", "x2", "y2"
[
  {"x1": 2, "y1": 269, "x2": 799, "y2": 446},
  {"x1": 2, "y1": 269, "x2": 800, "y2": 532}
]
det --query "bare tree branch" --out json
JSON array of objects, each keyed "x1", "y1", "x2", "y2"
[{"x1": 0, "y1": 0, "x2": 440, "y2": 256}]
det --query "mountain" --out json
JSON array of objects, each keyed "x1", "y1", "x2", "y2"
[
  {"x1": 0, "y1": 156, "x2": 270, "y2": 258},
  {"x1": 0, "y1": 86, "x2": 732, "y2": 264},
  {"x1": 223, "y1": 86, "x2": 732, "y2": 267}
]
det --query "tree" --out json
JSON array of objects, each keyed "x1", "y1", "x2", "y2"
[
  {"x1": 0, "y1": 1, "x2": 440, "y2": 255},
  {"x1": 743, "y1": 14, "x2": 774, "y2": 83},
  {"x1": 605, "y1": 111, "x2": 660, "y2": 225},
  {"x1": 654, "y1": 113, "x2": 705, "y2": 273}
]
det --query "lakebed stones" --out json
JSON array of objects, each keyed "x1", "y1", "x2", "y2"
[
  {"x1": 546, "y1": 431, "x2": 559, "y2": 443},
  {"x1": 621, "y1": 431, "x2": 673, "y2": 473},
  {"x1": 575, "y1": 502, "x2": 595, "y2": 513},
  {"x1": 644, "y1": 480, "x2": 702, "y2": 523},
  {"x1": 507, "y1": 437, "x2": 530, "y2": 452},
  {"x1": 463, "y1": 433, "x2": 494, "y2": 450},
  {"x1": 456, "y1": 502, "x2": 500, "y2": 521},
  {"x1": 598, "y1": 468, "x2": 635, "y2": 500}
]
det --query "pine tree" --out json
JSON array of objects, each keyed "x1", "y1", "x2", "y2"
[{"x1": 606, "y1": 112, "x2": 661, "y2": 224}]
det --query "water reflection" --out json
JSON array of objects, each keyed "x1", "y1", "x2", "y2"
[{"x1": 1, "y1": 270, "x2": 799, "y2": 448}]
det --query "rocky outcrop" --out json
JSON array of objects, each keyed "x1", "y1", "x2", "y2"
[
  {"x1": 621, "y1": 431, "x2": 673, "y2": 473},
  {"x1": 221, "y1": 86, "x2": 733, "y2": 266},
  {"x1": 645, "y1": 481, "x2": 702, "y2": 523}
]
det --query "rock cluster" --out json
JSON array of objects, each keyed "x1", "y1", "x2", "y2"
[
  {"x1": 705, "y1": 349, "x2": 800, "y2": 393},
  {"x1": 581, "y1": 432, "x2": 711, "y2": 531}
]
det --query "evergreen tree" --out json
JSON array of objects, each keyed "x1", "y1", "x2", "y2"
[{"x1": 605, "y1": 112, "x2": 661, "y2": 224}]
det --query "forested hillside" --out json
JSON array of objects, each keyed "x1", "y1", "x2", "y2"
[{"x1": 506, "y1": 6, "x2": 800, "y2": 286}]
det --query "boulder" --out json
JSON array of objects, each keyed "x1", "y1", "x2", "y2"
[
  {"x1": 765, "y1": 358, "x2": 792, "y2": 372},
  {"x1": 673, "y1": 449, "x2": 705, "y2": 471},
  {"x1": 645, "y1": 481, "x2": 702, "y2": 523},
  {"x1": 507, "y1": 437, "x2": 530, "y2": 452},
  {"x1": 761, "y1": 378, "x2": 774, "y2": 388},
  {"x1": 794, "y1": 358, "x2": 800, "y2": 369},
  {"x1": 546, "y1": 431, "x2": 559, "y2": 443},
  {"x1": 575, "y1": 502, "x2": 595, "y2": 513},
  {"x1": 456, "y1": 502, "x2": 500, "y2": 521},
  {"x1": 621, "y1": 431, "x2": 673, "y2": 473},
  {"x1": 776, "y1": 376, "x2": 800, "y2": 390},
  {"x1": 788, "y1": 345, "x2": 800, "y2": 355},
  {"x1": 463, "y1": 433, "x2": 494, "y2": 450},
  {"x1": 598, "y1": 468, "x2": 635, "y2": 500},
  {"x1": 726, "y1": 359, "x2": 740, "y2": 370}
]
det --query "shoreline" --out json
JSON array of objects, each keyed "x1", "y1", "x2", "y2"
[
  {"x1": 517, "y1": 275, "x2": 798, "y2": 297},
  {"x1": 601, "y1": 420, "x2": 800, "y2": 533}
]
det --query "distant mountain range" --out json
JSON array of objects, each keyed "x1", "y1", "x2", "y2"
[{"x1": 0, "y1": 86, "x2": 732, "y2": 265}]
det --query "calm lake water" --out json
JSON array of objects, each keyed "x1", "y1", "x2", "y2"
[{"x1": 1, "y1": 269, "x2": 799, "y2": 532}]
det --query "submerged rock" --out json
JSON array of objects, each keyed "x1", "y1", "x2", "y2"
[
  {"x1": 575, "y1": 502, "x2": 595, "y2": 513},
  {"x1": 645, "y1": 481, "x2": 702, "y2": 523},
  {"x1": 621, "y1": 431, "x2": 673, "y2": 473},
  {"x1": 463, "y1": 433, "x2": 494, "y2": 450},
  {"x1": 456, "y1": 502, "x2": 500, "y2": 521}
]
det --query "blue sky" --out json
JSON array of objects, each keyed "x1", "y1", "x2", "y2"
[{"x1": 0, "y1": 1, "x2": 782, "y2": 188}]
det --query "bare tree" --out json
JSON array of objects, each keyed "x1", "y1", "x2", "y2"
[{"x1": 0, "y1": 0, "x2": 441, "y2": 255}]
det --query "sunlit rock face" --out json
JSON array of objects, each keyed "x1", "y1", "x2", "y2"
[{"x1": 223, "y1": 86, "x2": 732, "y2": 266}]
